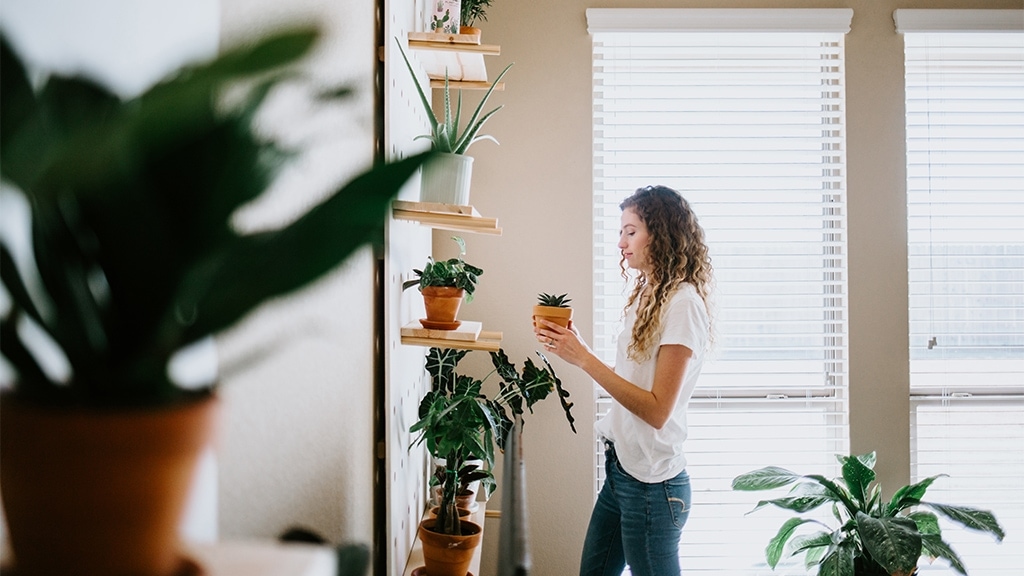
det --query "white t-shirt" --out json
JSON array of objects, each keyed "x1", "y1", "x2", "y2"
[{"x1": 594, "y1": 283, "x2": 709, "y2": 483}]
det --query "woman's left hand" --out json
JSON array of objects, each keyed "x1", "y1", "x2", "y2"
[{"x1": 534, "y1": 318, "x2": 591, "y2": 367}]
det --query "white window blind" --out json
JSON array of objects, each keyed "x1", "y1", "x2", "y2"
[
  {"x1": 589, "y1": 9, "x2": 851, "y2": 574},
  {"x1": 899, "y1": 11, "x2": 1024, "y2": 574}
]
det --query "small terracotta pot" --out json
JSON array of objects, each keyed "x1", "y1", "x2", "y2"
[
  {"x1": 431, "y1": 484, "x2": 477, "y2": 510},
  {"x1": 533, "y1": 305, "x2": 573, "y2": 329},
  {"x1": 459, "y1": 25, "x2": 482, "y2": 40},
  {"x1": 0, "y1": 394, "x2": 219, "y2": 576},
  {"x1": 422, "y1": 286, "x2": 465, "y2": 324},
  {"x1": 418, "y1": 518, "x2": 482, "y2": 576},
  {"x1": 427, "y1": 506, "x2": 473, "y2": 520}
]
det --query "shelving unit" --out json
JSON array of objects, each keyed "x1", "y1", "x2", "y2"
[
  {"x1": 392, "y1": 200, "x2": 502, "y2": 235},
  {"x1": 406, "y1": 32, "x2": 502, "y2": 89},
  {"x1": 395, "y1": 200, "x2": 503, "y2": 351}
]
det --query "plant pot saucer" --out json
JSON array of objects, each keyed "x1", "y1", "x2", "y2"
[
  {"x1": 420, "y1": 318, "x2": 462, "y2": 330},
  {"x1": 411, "y1": 567, "x2": 473, "y2": 576}
]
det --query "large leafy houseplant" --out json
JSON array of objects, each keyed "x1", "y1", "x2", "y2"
[
  {"x1": 0, "y1": 27, "x2": 429, "y2": 407},
  {"x1": 732, "y1": 452, "x2": 1006, "y2": 576},
  {"x1": 410, "y1": 346, "x2": 576, "y2": 537},
  {"x1": 0, "y1": 26, "x2": 429, "y2": 576}
]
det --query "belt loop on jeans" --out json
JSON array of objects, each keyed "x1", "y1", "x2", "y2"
[{"x1": 603, "y1": 438, "x2": 614, "y2": 450}]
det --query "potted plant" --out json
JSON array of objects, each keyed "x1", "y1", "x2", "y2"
[
  {"x1": 732, "y1": 452, "x2": 1006, "y2": 576},
  {"x1": 403, "y1": 236, "x2": 483, "y2": 330},
  {"x1": 395, "y1": 37, "x2": 513, "y2": 206},
  {"x1": 460, "y1": 0, "x2": 494, "y2": 36},
  {"x1": 410, "y1": 356, "x2": 495, "y2": 576},
  {"x1": 533, "y1": 292, "x2": 574, "y2": 329},
  {"x1": 0, "y1": 27, "x2": 429, "y2": 576},
  {"x1": 429, "y1": 460, "x2": 490, "y2": 512},
  {"x1": 409, "y1": 346, "x2": 576, "y2": 576}
]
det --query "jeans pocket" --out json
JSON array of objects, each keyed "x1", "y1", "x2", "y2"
[{"x1": 663, "y1": 475, "x2": 691, "y2": 529}]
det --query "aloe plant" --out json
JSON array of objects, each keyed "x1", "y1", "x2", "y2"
[
  {"x1": 732, "y1": 452, "x2": 1005, "y2": 576},
  {"x1": 395, "y1": 37, "x2": 512, "y2": 155},
  {"x1": 537, "y1": 292, "x2": 572, "y2": 308},
  {"x1": 0, "y1": 28, "x2": 430, "y2": 408}
]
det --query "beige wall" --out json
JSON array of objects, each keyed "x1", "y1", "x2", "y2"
[{"x1": 464, "y1": 1, "x2": 1021, "y2": 575}]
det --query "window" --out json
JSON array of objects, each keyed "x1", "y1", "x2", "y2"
[
  {"x1": 897, "y1": 9, "x2": 1024, "y2": 574},
  {"x1": 589, "y1": 9, "x2": 852, "y2": 574}
]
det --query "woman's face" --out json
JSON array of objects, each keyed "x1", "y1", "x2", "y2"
[{"x1": 619, "y1": 207, "x2": 651, "y2": 273}]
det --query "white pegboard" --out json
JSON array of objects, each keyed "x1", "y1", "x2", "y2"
[{"x1": 383, "y1": 1, "x2": 433, "y2": 575}]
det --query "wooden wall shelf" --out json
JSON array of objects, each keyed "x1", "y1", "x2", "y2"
[
  {"x1": 400, "y1": 330, "x2": 502, "y2": 352},
  {"x1": 392, "y1": 200, "x2": 502, "y2": 235},
  {"x1": 406, "y1": 32, "x2": 501, "y2": 88}
]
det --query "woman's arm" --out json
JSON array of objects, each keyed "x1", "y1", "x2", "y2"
[{"x1": 535, "y1": 319, "x2": 693, "y2": 429}]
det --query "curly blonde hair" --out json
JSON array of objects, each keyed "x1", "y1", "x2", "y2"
[{"x1": 620, "y1": 185, "x2": 714, "y2": 362}]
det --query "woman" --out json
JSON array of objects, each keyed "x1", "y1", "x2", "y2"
[{"x1": 534, "y1": 185, "x2": 713, "y2": 576}]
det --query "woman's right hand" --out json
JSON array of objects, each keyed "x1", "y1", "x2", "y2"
[{"x1": 534, "y1": 318, "x2": 592, "y2": 368}]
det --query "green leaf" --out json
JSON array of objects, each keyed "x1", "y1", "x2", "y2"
[
  {"x1": 732, "y1": 466, "x2": 802, "y2": 491},
  {"x1": 426, "y1": 347, "x2": 470, "y2": 394},
  {"x1": 907, "y1": 510, "x2": 941, "y2": 536},
  {"x1": 766, "y1": 517, "x2": 814, "y2": 568},
  {"x1": 175, "y1": 152, "x2": 431, "y2": 346},
  {"x1": 789, "y1": 531, "x2": 833, "y2": 555},
  {"x1": 841, "y1": 452, "x2": 876, "y2": 507},
  {"x1": 0, "y1": 35, "x2": 36, "y2": 167},
  {"x1": 920, "y1": 533, "x2": 967, "y2": 575},
  {"x1": 535, "y1": 350, "x2": 576, "y2": 433},
  {"x1": 922, "y1": 501, "x2": 1005, "y2": 541},
  {"x1": 805, "y1": 474, "x2": 860, "y2": 517},
  {"x1": 758, "y1": 494, "x2": 835, "y2": 514},
  {"x1": 855, "y1": 511, "x2": 922, "y2": 575},
  {"x1": 887, "y1": 475, "x2": 943, "y2": 514},
  {"x1": 817, "y1": 543, "x2": 855, "y2": 576}
]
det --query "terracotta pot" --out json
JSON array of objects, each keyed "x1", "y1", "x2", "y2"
[
  {"x1": 0, "y1": 394, "x2": 219, "y2": 576},
  {"x1": 431, "y1": 484, "x2": 476, "y2": 510},
  {"x1": 533, "y1": 305, "x2": 573, "y2": 329},
  {"x1": 418, "y1": 518, "x2": 482, "y2": 576},
  {"x1": 427, "y1": 505, "x2": 472, "y2": 520},
  {"x1": 422, "y1": 286, "x2": 465, "y2": 324},
  {"x1": 459, "y1": 25, "x2": 482, "y2": 41}
]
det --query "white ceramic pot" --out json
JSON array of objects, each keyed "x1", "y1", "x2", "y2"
[{"x1": 420, "y1": 153, "x2": 473, "y2": 206}]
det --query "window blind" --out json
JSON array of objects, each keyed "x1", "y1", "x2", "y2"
[
  {"x1": 899, "y1": 12, "x2": 1024, "y2": 574},
  {"x1": 590, "y1": 10, "x2": 851, "y2": 574}
]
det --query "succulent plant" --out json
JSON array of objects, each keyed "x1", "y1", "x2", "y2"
[{"x1": 537, "y1": 292, "x2": 572, "y2": 308}]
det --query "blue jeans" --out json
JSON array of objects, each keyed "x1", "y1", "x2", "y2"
[{"x1": 579, "y1": 443, "x2": 691, "y2": 576}]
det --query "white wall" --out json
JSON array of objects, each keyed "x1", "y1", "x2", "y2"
[
  {"x1": 215, "y1": 0, "x2": 379, "y2": 545},
  {"x1": 0, "y1": 0, "x2": 217, "y2": 99}
]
